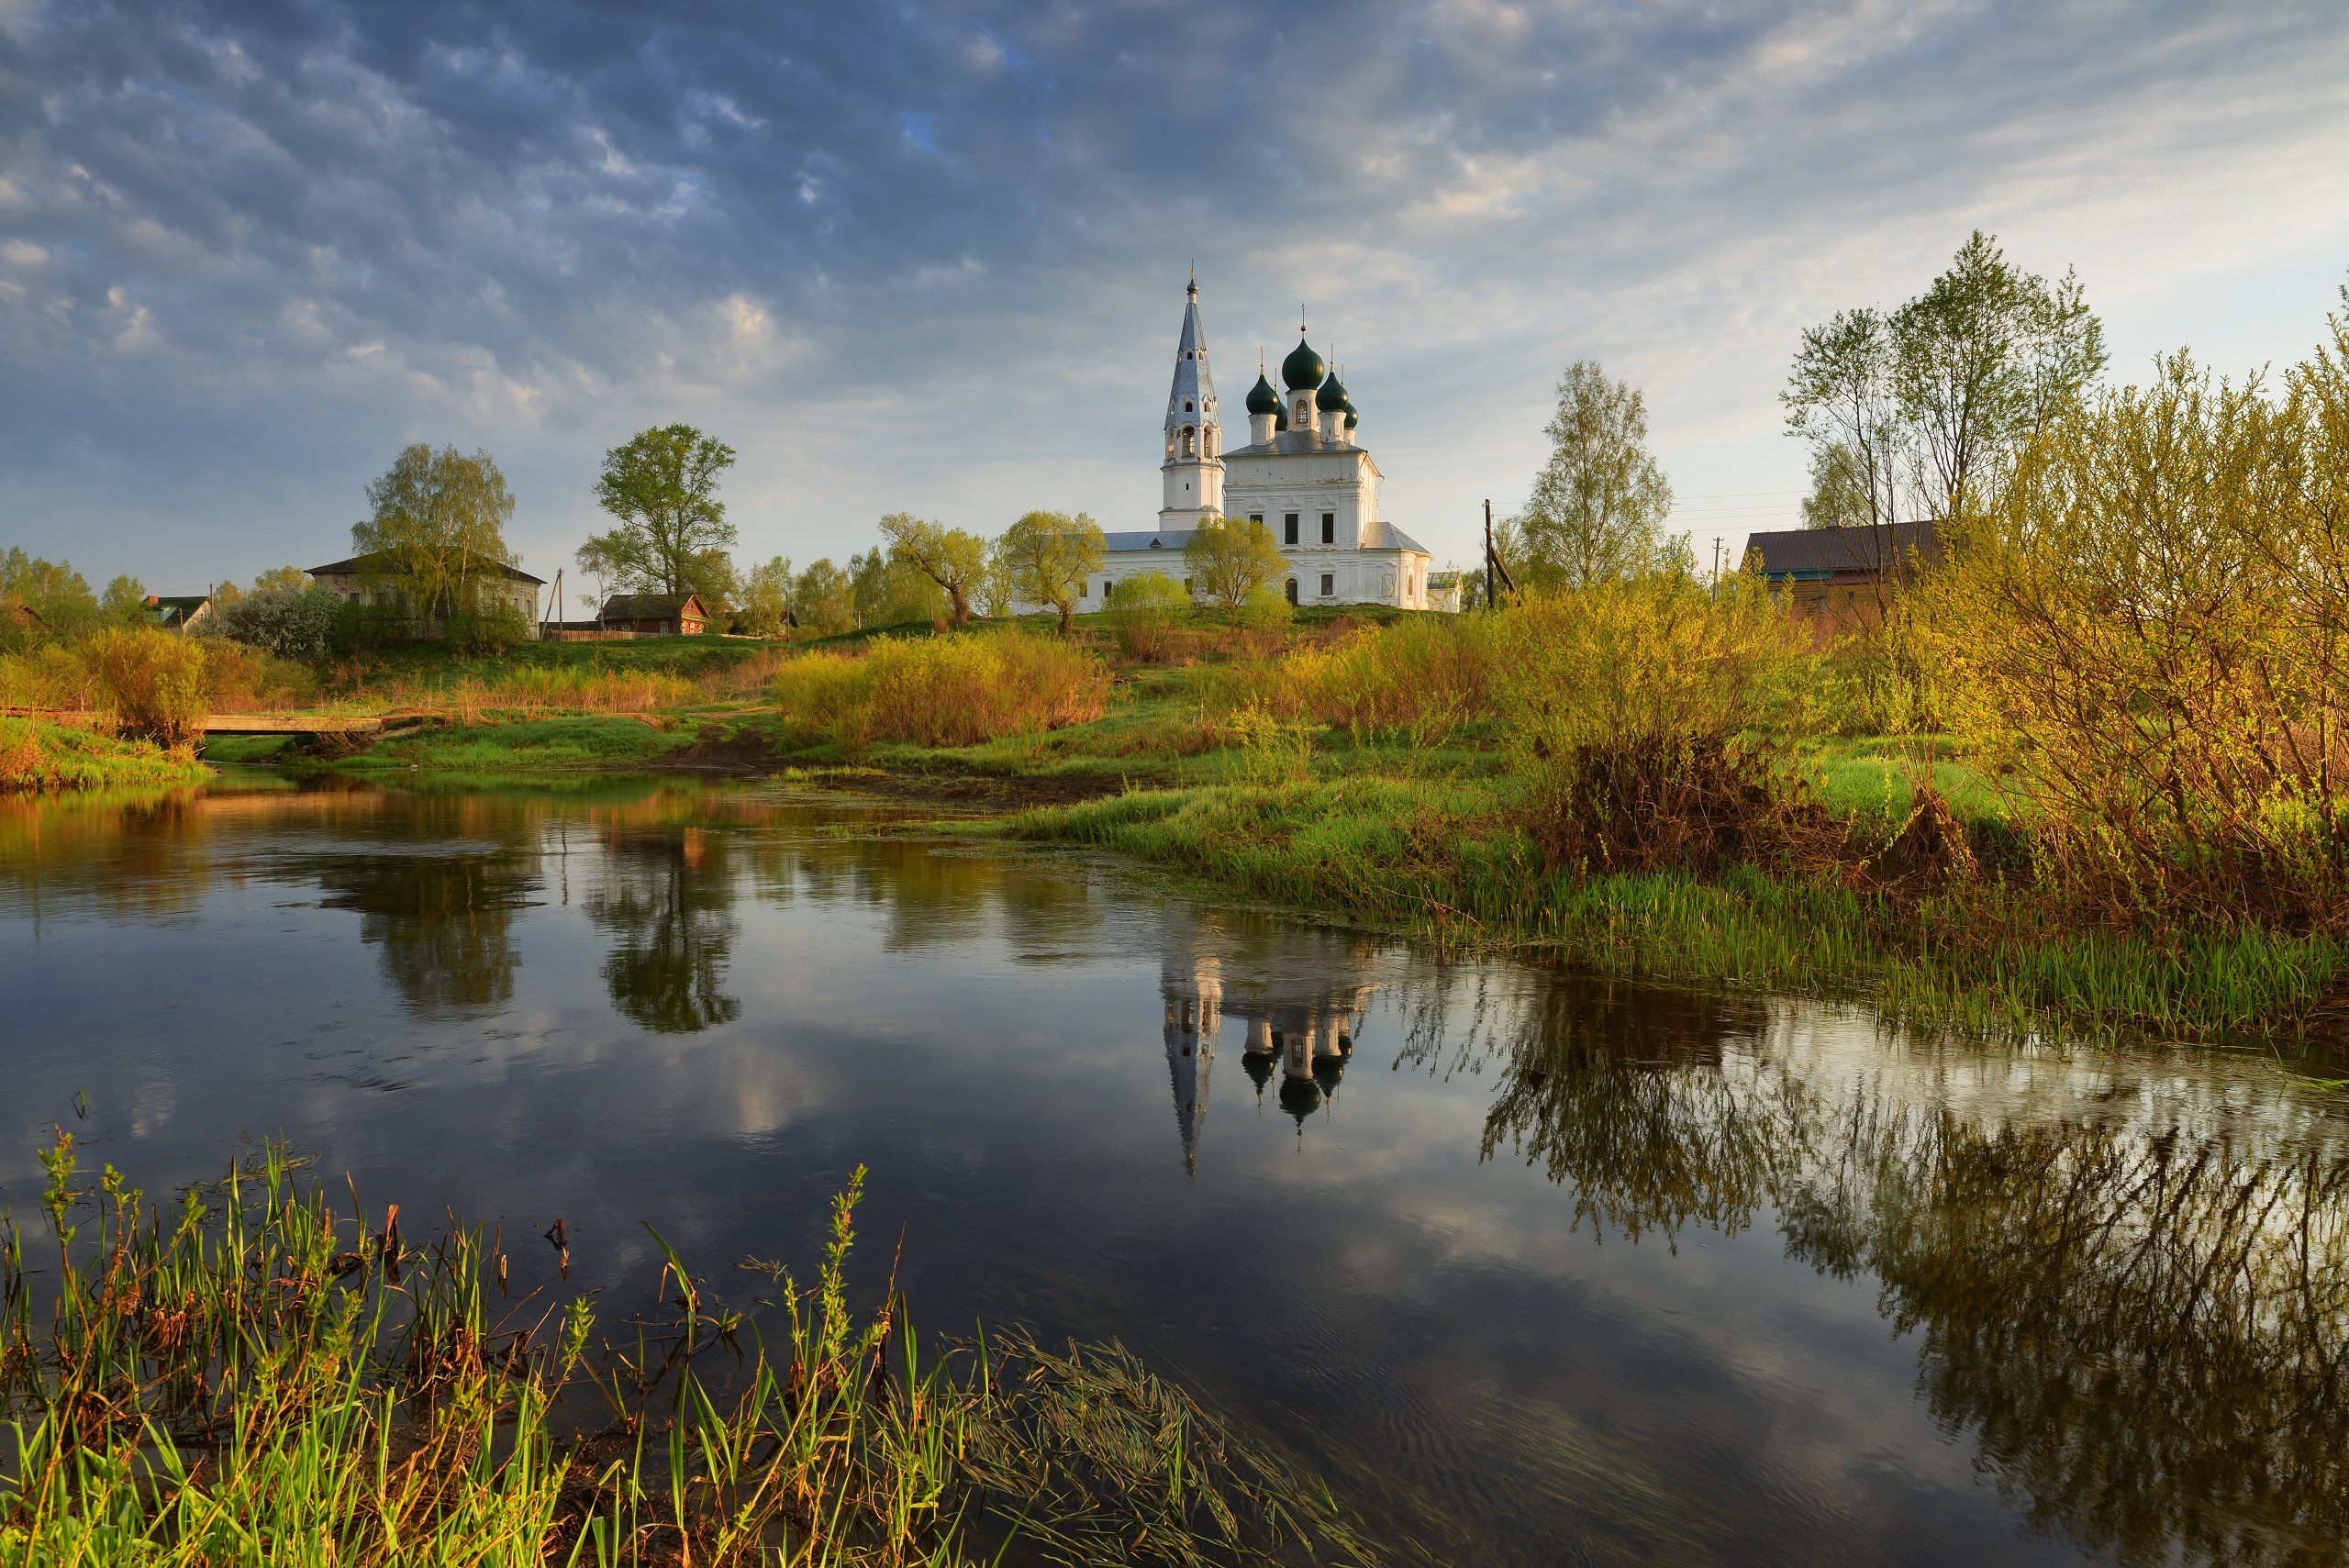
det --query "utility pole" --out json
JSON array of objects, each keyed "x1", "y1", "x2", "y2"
[
  {"x1": 1484, "y1": 500, "x2": 1496, "y2": 610},
  {"x1": 1710, "y1": 538, "x2": 1721, "y2": 603}
]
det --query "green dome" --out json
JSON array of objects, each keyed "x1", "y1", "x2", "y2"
[
  {"x1": 1344, "y1": 410, "x2": 1358, "y2": 429},
  {"x1": 1274, "y1": 405, "x2": 1288, "y2": 431},
  {"x1": 1245, "y1": 373, "x2": 1282, "y2": 416},
  {"x1": 1315, "y1": 373, "x2": 1348, "y2": 412},
  {"x1": 1281, "y1": 337, "x2": 1326, "y2": 390}
]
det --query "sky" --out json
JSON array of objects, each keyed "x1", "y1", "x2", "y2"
[{"x1": 3, "y1": 0, "x2": 2347, "y2": 601}]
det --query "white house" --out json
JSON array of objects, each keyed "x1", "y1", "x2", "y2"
[{"x1": 1074, "y1": 279, "x2": 1448, "y2": 613}]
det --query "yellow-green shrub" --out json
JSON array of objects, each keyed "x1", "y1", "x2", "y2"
[
  {"x1": 769, "y1": 630, "x2": 1110, "y2": 749},
  {"x1": 81, "y1": 628, "x2": 210, "y2": 746},
  {"x1": 1307, "y1": 612, "x2": 1497, "y2": 747},
  {"x1": 1922, "y1": 350, "x2": 2349, "y2": 927},
  {"x1": 1105, "y1": 571, "x2": 1189, "y2": 661},
  {"x1": 1489, "y1": 573, "x2": 1816, "y2": 872}
]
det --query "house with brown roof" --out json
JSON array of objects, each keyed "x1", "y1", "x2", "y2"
[
  {"x1": 1741, "y1": 522, "x2": 1941, "y2": 616},
  {"x1": 306, "y1": 551, "x2": 543, "y2": 627},
  {"x1": 596, "y1": 593, "x2": 710, "y2": 636}
]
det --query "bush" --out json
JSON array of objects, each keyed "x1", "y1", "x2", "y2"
[
  {"x1": 1237, "y1": 584, "x2": 1293, "y2": 639},
  {"x1": 211, "y1": 584, "x2": 344, "y2": 662},
  {"x1": 770, "y1": 629, "x2": 1110, "y2": 749},
  {"x1": 1307, "y1": 612, "x2": 1496, "y2": 748},
  {"x1": 332, "y1": 599, "x2": 409, "y2": 655},
  {"x1": 1106, "y1": 571, "x2": 1190, "y2": 661},
  {"x1": 1923, "y1": 350, "x2": 2349, "y2": 928},
  {"x1": 1490, "y1": 573, "x2": 1817, "y2": 873},
  {"x1": 80, "y1": 627, "x2": 209, "y2": 747}
]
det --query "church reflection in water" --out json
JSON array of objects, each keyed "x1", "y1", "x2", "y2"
[{"x1": 1157, "y1": 906, "x2": 1381, "y2": 1170}]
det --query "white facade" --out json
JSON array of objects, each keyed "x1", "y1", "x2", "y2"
[{"x1": 1075, "y1": 281, "x2": 1442, "y2": 614}]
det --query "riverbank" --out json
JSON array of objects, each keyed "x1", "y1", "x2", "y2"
[
  {"x1": 0, "y1": 716, "x2": 210, "y2": 793},
  {"x1": 139, "y1": 617, "x2": 2349, "y2": 1048},
  {"x1": 0, "y1": 1138, "x2": 1375, "y2": 1565}
]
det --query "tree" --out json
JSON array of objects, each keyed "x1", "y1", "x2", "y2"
[
  {"x1": 353, "y1": 443, "x2": 518, "y2": 624},
  {"x1": 1515, "y1": 361, "x2": 1675, "y2": 587},
  {"x1": 995, "y1": 510, "x2": 1106, "y2": 633},
  {"x1": 847, "y1": 546, "x2": 947, "y2": 628},
  {"x1": 250, "y1": 564, "x2": 311, "y2": 596},
  {"x1": 1895, "y1": 232, "x2": 2106, "y2": 521},
  {"x1": 214, "y1": 584, "x2": 344, "y2": 662},
  {"x1": 581, "y1": 424, "x2": 738, "y2": 597},
  {"x1": 1799, "y1": 440, "x2": 1875, "y2": 529},
  {"x1": 791, "y1": 559, "x2": 857, "y2": 638},
  {"x1": 100, "y1": 575, "x2": 151, "y2": 624},
  {"x1": 0, "y1": 548, "x2": 97, "y2": 639},
  {"x1": 1182, "y1": 516, "x2": 1287, "y2": 621},
  {"x1": 738, "y1": 556, "x2": 796, "y2": 639},
  {"x1": 1785, "y1": 232, "x2": 2107, "y2": 527},
  {"x1": 1105, "y1": 569, "x2": 1189, "y2": 660},
  {"x1": 877, "y1": 513, "x2": 987, "y2": 627}
]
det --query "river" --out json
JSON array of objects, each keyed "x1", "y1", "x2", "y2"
[{"x1": 2, "y1": 774, "x2": 2343, "y2": 1565}]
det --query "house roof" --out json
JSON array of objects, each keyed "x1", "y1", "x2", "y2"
[
  {"x1": 598, "y1": 592, "x2": 707, "y2": 619},
  {"x1": 306, "y1": 550, "x2": 544, "y2": 584},
  {"x1": 1742, "y1": 521, "x2": 1940, "y2": 578},
  {"x1": 1102, "y1": 528, "x2": 1197, "y2": 552}
]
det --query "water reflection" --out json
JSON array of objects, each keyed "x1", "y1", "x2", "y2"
[
  {"x1": 2, "y1": 780, "x2": 2345, "y2": 1566},
  {"x1": 1420, "y1": 983, "x2": 2349, "y2": 1564},
  {"x1": 1154, "y1": 907, "x2": 1386, "y2": 1167}
]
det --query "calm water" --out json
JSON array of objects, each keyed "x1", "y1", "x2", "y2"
[{"x1": 3, "y1": 776, "x2": 2345, "y2": 1565}]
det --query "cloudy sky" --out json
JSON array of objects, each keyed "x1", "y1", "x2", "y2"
[{"x1": 4, "y1": 0, "x2": 2346, "y2": 597}]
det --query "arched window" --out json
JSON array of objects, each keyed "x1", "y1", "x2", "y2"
[
  {"x1": 1181, "y1": 427, "x2": 1196, "y2": 458},
  {"x1": 1285, "y1": 578, "x2": 1298, "y2": 606}
]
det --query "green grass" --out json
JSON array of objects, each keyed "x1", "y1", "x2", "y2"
[
  {"x1": 0, "y1": 717, "x2": 209, "y2": 793},
  {"x1": 333, "y1": 715, "x2": 699, "y2": 772},
  {"x1": 996, "y1": 776, "x2": 2348, "y2": 1045},
  {"x1": 1, "y1": 1139, "x2": 1378, "y2": 1566},
  {"x1": 347, "y1": 633, "x2": 792, "y2": 690}
]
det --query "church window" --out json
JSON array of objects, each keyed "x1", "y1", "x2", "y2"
[
  {"x1": 1284, "y1": 512, "x2": 1298, "y2": 545},
  {"x1": 1320, "y1": 512, "x2": 1334, "y2": 544},
  {"x1": 1079, "y1": 579, "x2": 1088, "y2": 598},
  {"x1": 1185, "y1": 399, "x2": 1193, "y2": 412},
  {"x1": 1285, "y1": 578, "x2": 1298, "y2": 606},
  {"x1": 1249, "y1": 513, "x2": 1263, "y2": 528},
  {"x1": 1319, "y1": 573, "x2": 1334, "y2": 598},
  {"x1": 1181, "y1": 427, "x2": 1196, "y2": 457}
]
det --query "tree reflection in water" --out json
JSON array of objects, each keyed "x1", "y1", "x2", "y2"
[
  {"x1": 1410, "y1": 976, "x2": 2349, "y2": 1565},
  {"x1": 583, "y1": 826, "x2": 742, "y2": 1034}
]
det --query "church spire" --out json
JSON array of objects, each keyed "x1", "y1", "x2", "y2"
[{"x1": 1160, "y1": 275, "x2": 1225, "y2": 527}]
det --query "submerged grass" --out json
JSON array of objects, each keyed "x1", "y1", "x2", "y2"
[{"x1": 0, "y1": 1138, "x2": 1376, "y2": 1566}]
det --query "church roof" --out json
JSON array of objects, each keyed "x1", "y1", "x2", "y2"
[
  {"x1": 1164, "y1": 283, "x2": 1219, "y2": 431},
  {"x1": 1102, "y1": 528, "x2": 1199, "y2": 552},
  {"x1": 1281, "y1": 336, "x2": 1326, "y2": 390}
]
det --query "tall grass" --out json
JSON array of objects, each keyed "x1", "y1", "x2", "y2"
[
  {"x1": 769, "y1": 631, "x2": 1110, "y2": 751},
  {"x1": 0, "y1": 1139, "x2": 1376, "y2": 1565},
  {"x1": 0, "y1": 717, "x2": 208, "y2": 794}
]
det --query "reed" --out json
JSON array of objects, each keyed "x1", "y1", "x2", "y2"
[{"x1": 0, "y1": 1139, "x2": 1372, "y2": 1565}]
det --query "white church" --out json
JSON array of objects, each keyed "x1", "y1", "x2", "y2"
[{"x1": 1082, "y1": 279, "x2": 1451, "y2": 612}]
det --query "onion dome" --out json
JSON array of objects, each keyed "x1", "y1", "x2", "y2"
[
  {"x1": 1245, "y1": 372, "x2": 1281, "y2": 417},
  {"x1": 1316, "y1": 372, "x2": 1348, "y2": 413},
  {"x1": 1281, "y1": 336, "x2": 1326, "y2": 390},
  {"x1": 1274, "y1": 405, "x2": 1289, "y2": 431},
  {"x1": 1344, "y1": 411, "x2": 1358, "y2": 430}
]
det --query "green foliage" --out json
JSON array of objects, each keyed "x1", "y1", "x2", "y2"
[
  {"x1": 211, "y1": 584, "x2": 344, "y2": 662},
  {"x1": 792, "y1": 557, "x2": 858, "y2": 637},
  {"x1": 0, "y1": 1145, "x2": 1375, "y2": 1565},
  {"x1": 1490, "y1": 572, "x2": 1816, "y2": 872},
  {"x1": 80, "y1": 627, "x2": 210, "y2": 747},
  {"x1": 440, "y1": 599, "x2": 529, "y2": 656},
  {"x1": 0, "y1": 548, "x2": 98, "y2": 644},
  {"x1": 1924, "y1": 348, "x2": 2349, "y2": 928},
  {"x1": 877, "y1": 511, "x2": 987, "y2": 627},
  {"x1": 996, "y1": 508, "x2": 1107, "y2": 632},
  {"x1": 97, "y1": 575, "x2": 150, "y2": 625},
  {"x1": 847, "y1": 544, "x2": 948, "y2": 628},
  {"x1": 0, "y1": 717, "x2": 208, "y2": 793},
  {"x1": 1106, "y1": 569, "x2": 1190, "y2": 660},
  {"x1": 1786, "y1": 230, "x2": 2108, "y2": 526},
  {"x1": 580, "y1": 423, "x2": 738, "y2": 599},
  {"x1": 352, "y1": 443, "x2": 521, "y2": 623},
  {"x1": 768, "y1": 629, "x2": 1110, "y2": 750},
  {"x1": 1512, "y1": 360, "x2": 1676, "y2": 587},
  {"x1": 1237, "y1": 583, "x2": 1293, "y2": 636},
  {"x1": 1182, "y1": 517, "x2": 1286, "y2": 621},
  {"x1": 736, "y1": 553, "x2": 795, "y2": 637}
]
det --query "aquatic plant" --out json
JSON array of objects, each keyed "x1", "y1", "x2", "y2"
[{"x1": 0, "y1": 1137, "x2": 1374, "y2": 1565}]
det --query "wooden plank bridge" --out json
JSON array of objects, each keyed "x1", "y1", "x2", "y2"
[{"x1": 4, "y1": 707, "x2": 393, "y2": 739}]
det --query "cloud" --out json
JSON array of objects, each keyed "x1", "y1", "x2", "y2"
[{"x1": 0, "y1": 0, "x2": 2345, "y2": 584}]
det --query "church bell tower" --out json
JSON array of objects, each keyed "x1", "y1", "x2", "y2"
[{"x1": 1159, "y1": 274, "x2": 1225, "y2": 530}]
